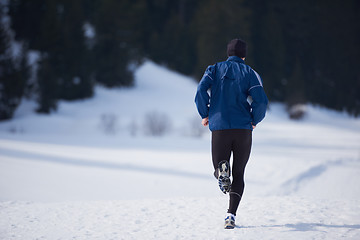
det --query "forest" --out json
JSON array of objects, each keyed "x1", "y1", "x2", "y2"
[{"x1": 1, "y1": 0, "x2": 359, "y2": 120}]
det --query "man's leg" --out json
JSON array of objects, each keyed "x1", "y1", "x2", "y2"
[
  {"x1": 212, "y1": 130, "x2": 233, "y2": 193},
  {"x1": 211, "y1": 130, "x2": 232, "y2": 178},
  {"x1": 227, "y1": 129, "x2": 252, "y2": 215}
]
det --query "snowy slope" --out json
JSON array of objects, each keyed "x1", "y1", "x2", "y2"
[
  {"x1": 0, "y1": 61, "x2": 360, "y2": 239},
  {"x1": 0, "y1": 61, "x2": 199, "y2": 136}
]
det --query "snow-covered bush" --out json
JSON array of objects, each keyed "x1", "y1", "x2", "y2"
[
  {"x1": 143, "y1": 111, "x2": 172, "y2": 136},
  {"x1": 287, "y1": 104, "x2": 307, "y2": 120},
  {"x1": 128, "y1": 119, "x2": 139, "y2": 137},
  {"x1": 99, "y1": 113, "x2": 119, "y2": 134}
]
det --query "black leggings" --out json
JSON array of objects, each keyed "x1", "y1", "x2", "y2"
[{"x1": 212, "y1": 129, "x2": 252, "y2": 215}]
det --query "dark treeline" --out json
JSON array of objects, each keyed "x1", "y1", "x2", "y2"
[{"x1": 1, "y1": 0, "x2": 359, "y2": 120}]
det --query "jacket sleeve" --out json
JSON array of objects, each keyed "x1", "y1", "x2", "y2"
[
  {"x1": 195, "y1": 65, "x2": 215, "y2": 119},
  {"x1": 248, "y1": 69, "x2": 268, "y2": 125}
]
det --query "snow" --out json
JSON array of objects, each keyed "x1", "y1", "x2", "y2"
[
  {"x1": 83, "y1": 22, "x2": 96, "y2": 39},
  {"x1": 2, "y1": 197, "x2": 359, "y2": 239},
  {"x1": 0, "y1": 61, "x2": 360, "y2": 239}
]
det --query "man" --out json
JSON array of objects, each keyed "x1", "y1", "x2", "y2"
[{"x1": 195, "y1": 38, "x2": 268, "y2": 229}]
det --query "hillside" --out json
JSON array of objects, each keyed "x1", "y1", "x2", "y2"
[{"x1": 0, "y1": 61, "x2": 360, "y2": 239}]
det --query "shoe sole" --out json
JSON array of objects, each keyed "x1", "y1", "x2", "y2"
[
  {"x1": 224, "y1": 224, "x2": 235, "y2": 229},
  {"x1": 218, "y1": 161, "x2": 231, "y2": 193},
  {"x1": 224, "y1": 217, "x2": 235, "y2": 229}
]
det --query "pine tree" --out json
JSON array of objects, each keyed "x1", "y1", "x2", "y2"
[
  {"x1": 310, "y1": 0, "x2": 360, "y2": 115},
  {"x1": 284, "y1": 58, "x2": 306, "y2": 119},
  {"x1": 0, "y1": 18, "x2": 27, "y2": 120},
  {"x1": 93, "y1": 0, "x2": 145, "y2": 87},
  {"x1": 147, "y1": 0, "x2": 198, "y2": 75},
  {"x1": 36, "y1": 55, "x2": 58, "y2": 113},
  {"x1": 10, "y1": 0, "x2": 94, "y2": 112},
  {"x1": 285, "y1": 58, "x2": 305, "y2": 106},
  {"x1": 251, "y1": 1, "x2": 286, "y2": 102},
  {"x1": 193, "y1": 0, "x2": 251, "y2": 78},
  {"x1": 34, "y1": 0, "x2": 60, "y2": 112},
  {"x1": 9, "y1": 0, "x2": 45, "y2": 50},
  {"x1": 55, "y1": 0, "x2": 93, "y2": 100}
]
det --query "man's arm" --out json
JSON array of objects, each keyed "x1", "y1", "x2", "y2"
[
  {"x1": 248, "y1": 69, "x2": 268, "y2": 126},
  {"x1": 195, "y1": 65, "x2": 215, "y2": 120}
]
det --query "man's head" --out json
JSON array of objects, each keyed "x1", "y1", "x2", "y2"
[{"x1": 227, "y1": 38, "x2": 247, "y2": 59}]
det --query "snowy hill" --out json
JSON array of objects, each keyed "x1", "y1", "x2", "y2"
[{"x1": 1, "y1": 61, "x2": 360, "y2": 239}]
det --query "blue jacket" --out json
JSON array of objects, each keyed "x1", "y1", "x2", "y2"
[{"x1": 195, "y1": 56, "x2": 268, "y2": 131}]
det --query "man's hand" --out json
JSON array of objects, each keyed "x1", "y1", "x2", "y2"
[{"x1": 201, "y1": 117, "x2": 209, "y2": 126}]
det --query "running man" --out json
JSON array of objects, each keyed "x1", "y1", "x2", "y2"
[{"x1": 195, "y1": 38, "x2": 268, "y2": 229}]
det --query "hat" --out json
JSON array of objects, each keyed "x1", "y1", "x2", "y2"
[{"x1": 227, "y1": 39, "x2": 247, "y2": 58}]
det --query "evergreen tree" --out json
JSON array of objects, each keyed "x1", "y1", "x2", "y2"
[
  {"x1": 93, "y1": 0, "x2": 145, "y2": 87},
  {"x1": 55, "y1": 0, "x2": 94, "y2": 100},
  {"x1": 193, "y1": 0, "x2": 251, "y2": 77},
  {"x1": 9, "y1": 0, "x2": 45, "y2": 50},
  {"x1": 0, "y1": 18, "x2": 28, "y2": 120},
  {"x1": 33, "y1": 0, "x2": 61, "y2": 112},
  {"x1": 36, "y1": 55, "x2": 58, "y2": 113},
  {"x1": 310, "y1": 0, "x2": 360, "y2": 115},
  {"x1": 251, "y1": 1, "x2": 286, "y2": 102},
  {"x1": 147, "y1": 0, "x2": 198, "y2": 75},
  {"x1": 285, "y1": 58, "x2": 305, "y2": 108},
  {"x1": 10, "y1": 0, "x2": 94, "y2": 113}
]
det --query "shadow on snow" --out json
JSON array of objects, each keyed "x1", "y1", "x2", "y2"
[
  {"x1": 0, "y1": 148, "x2": 211, "y2": 180},
  {"x1": 238, "y1": 222, "x2": 360, "y2": 231}
]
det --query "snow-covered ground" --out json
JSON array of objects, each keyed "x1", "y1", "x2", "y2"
[{"x1": 0, "y1": 61, "x2": 360, "y2": 239}]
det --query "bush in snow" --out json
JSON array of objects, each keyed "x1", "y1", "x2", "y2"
[
  {"x1": 287, "y1": 104, "x2": 307, "y2": 120},
  {"x1": 128, "y1": 119, "x2": 139, "y2": 137},
  {"x1": 143, "y1": 111, "x2": 172, "y2": 136},
  {"x1": 99, "y1": 113, "x2": 119, "y2": 135},
  {"x1": 8, "y1": 125, "x2": 24, "y2": 134}
]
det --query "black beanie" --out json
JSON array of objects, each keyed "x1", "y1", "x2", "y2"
[{"x1": 227, "y1": 39, "x2": 247, "y2": 58}]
